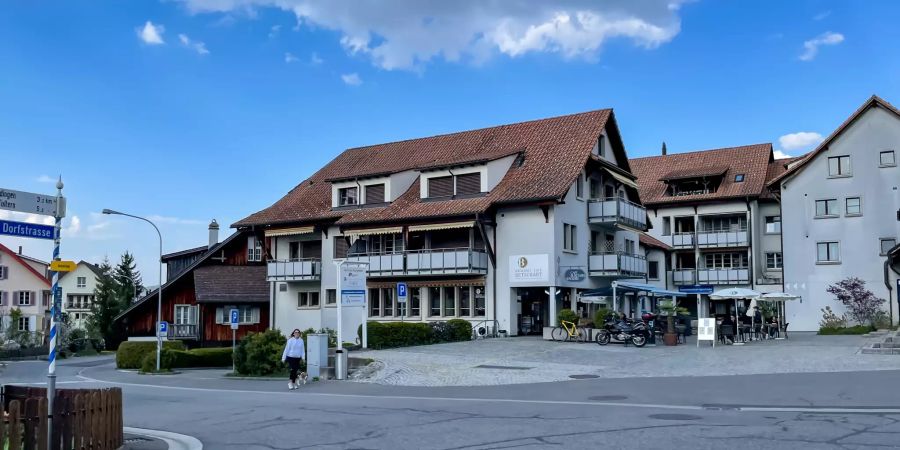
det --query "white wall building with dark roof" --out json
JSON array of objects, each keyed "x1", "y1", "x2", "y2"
[{"x1": 58, "y1": 261, "x2": 102, "y2": 330}]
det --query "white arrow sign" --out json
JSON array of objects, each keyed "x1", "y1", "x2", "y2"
[{"x1": 0, "y1": 188, "x2": 66, "y2": 217}]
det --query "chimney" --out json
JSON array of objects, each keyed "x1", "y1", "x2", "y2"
[
  {"x1": 661, "y1": 141, "x2": 667, "y2": 156},
  {"x1": 208, "y1": 219, "x2": 219, "y2": 249}
]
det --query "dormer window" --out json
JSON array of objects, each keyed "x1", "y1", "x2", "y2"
[
  {"x1": 660, "y1": 166, "x2": 727, "y2": 197},
  {"x1": 428, "y1": 176, "x2": 453, "y2": 198},
  {"x1": 338, "y1": 187, "x2": 358, "y2": 206},
  {"x1": 364, "y1": 183, "x2": 385, "y2": 204},
  {"x1": 426, "y1": 173, "x2": 482, "y2": 198}
]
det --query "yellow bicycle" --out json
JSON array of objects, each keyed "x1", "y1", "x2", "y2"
[{"x1": 551, "y1": 320, "x2": 588, "y2": 343}]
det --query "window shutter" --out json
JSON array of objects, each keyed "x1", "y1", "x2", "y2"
[
  {"x1": 365, "y1": 184, "x2": 385, "y2": 204},
  {"x1": 252, "y1": 307, "x2": 260, "y2": 324},
  {"x1": 0, "y1": 291, "x2": 5, "y2": 306},
  {"x1": 455, "y1": 173, "x2": 481, "y2": 195},
  {"x1": 12, "y1": 291, "x2": 17, "y2": 305},
  {"x1": 215, "y1": 307, "x2": 224, "y2": 324},
  {"x1": 334, "y1": 237, "x2": 349, "y2": 259},
  {"x1": 28, "y1": 317, "x2": 36, "y2": 332},
  {"x1": 191, "y1": 305, "x2": 199, "y2": 325},
  {"x1": 427, "y1": 176, "x2": 453, "y2": 198}
]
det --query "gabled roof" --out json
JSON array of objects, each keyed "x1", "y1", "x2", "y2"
[
  {"x1": 234, "y1": 109, "x2": 632, "y2": 228},
  {"x1": 630, "y1": 143, "x2": 774, "y2": 206},
  {"x1": 114, "y1": 232, "x2": 242, "y2": 321},
  {"x1": 767, "y1": 95, "x2": 900, "y2": 187},
  {"x1": 59, "y1": 260, "x2": 103, "y2": 280},
  {"x1": 0, "y1": 243, "x2": 50, "y2": 286},
  {"x1": 639, "y1": 233, "x2": 672, "y2": 251},
  {"x1": 161, "y1": 246, "x2": 208, "y2": 261}
]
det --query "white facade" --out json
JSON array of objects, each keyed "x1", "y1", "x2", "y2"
[
  {"x1": 58, "y1": 262, "x2": 99, "y2": 330},
  {"x1": 0, "y1": 247, "x2": 50, "y2": 337},
  {"x1": 779, "y1": 104, "x2": 900, "y2": 331}
]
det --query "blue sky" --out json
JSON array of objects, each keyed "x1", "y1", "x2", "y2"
[{"x1": 2, "y1": 1, "x2": 899, "y2": 285}]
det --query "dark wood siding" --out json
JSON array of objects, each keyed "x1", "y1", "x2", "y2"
[
  {"x1": 364, "y1": 183, "x2": 385, "y2": 204},
  {"x1": 456, "y1": 173, "x2": 481, "y2": 195},
  {"x1": 427, "y1": 176, "x2": 453, "y2": 198},
  {"x1": 199, "y1": 303, "x2": 269, "y2": 345}
]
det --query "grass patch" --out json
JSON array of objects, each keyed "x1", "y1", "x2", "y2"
[{"x1": 818, "y1": 325, "x2": 875, "y2": 335}]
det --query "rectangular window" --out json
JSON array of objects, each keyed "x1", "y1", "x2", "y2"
[
  {"x1": 325, "y1": 289, "x2": 336, "y2": 306},
  {"x1": 0, "y1": 266, "x2": 7, "y2": 279},
  {"x1": 382, "y1": 288, "x2": 393, "y2": 317},
  {"x1": 662, "y1": 217, "x2": 671, "y2": 236},
  {"x1": 766, "y1": 252, "x2": 783, "y2": 269},
  {"x1": 17, "y1": 291, "x2": 32, "y2": 306},
  {"x1": 459, "y1": 287, "x2": 471, "y2": 316},
  {"x1": 427, "y1": 176, "x2": 454, "y2": 198},
  {"x1": 429, "y1": 287, "x2": 441, "y2": 316},
  {"x1": 828, "y1": 155, "x2": 851, "y2": 176},
  {"x1": 625, "y1": 239, "x2": 635, "y2": 255},
  {"x1": 817, "y1": 242, "x2": 840, "y2": 263},
  {"x1": 247, "y1": 236, "x2": 262, "y2": 262},
  {"x1": 765, "y1": 216, "x2": 781, "y2": 234},
  {"x1": 364, "y1": 183, "x2": 385, "y2": 204},
  {"x1": 338, "y1": 187, "x2": 358, "y2": 206},
  {"x1": 297, "y1": 291, "x2": 320, "y2": 308},
  {"x1": 216, "y1": 306, "x2": 256, "y2": 324},
  {"x1": 175, "y1": 305, "x2": 191, "y2": 325},
  {"x1": 289, "y1": 242, "x2": 300, "y2": 260},
  {"x1": 845, "y1": 197, "x2": 861, "y2": 216},
  {"x1": 576, "y1": 173, "x2": 584, "y2": 199},
  {"x1": 648, "y1": 261, "x2": 659, "y2": 280},
  {"x1": 880, "y1": 150, "x2": 896, "y2": 167},
  {"x1": 76, "y1": 277, "x2": 87, "y2": 288},
  {"x1": 334, "y1": 236, "x2": 349, "y2": 259},
  {"x1": 704, "y1": 253, "x2": 748, "y2": 269},
  {"x1": 18, "y1": 316, "x2": 29, "y2": 332},
  {"x1": 368, "y1": 288, "x2": 381, "y2": 317},
  {"x1": 442, "y1": 287, "x2": 456, "y2": 317},
  {"x1": 474, "y1": 287, "x2": 486, "y2": 317},
  {"x1": 815, "y1": 199, "x2": 838, "y2": 217},
  {"x1": 597, "y1": 135, "x2": 605, "y2": 157},
  {"x1": 410, "y1": 287, "x2": 421, "y2": 316},
  {"x1": 881, "y1": 238, "x2": 897, "y2": 256},
  {"x1": 589, "y1": 178, "x2": 601, "y2": 199},
  {"x1": 455, "y1": 173, "x2": 481, "y2": 195},
  {"x1": 563, "y1": 224, "x2": 577, "y2": 252}
]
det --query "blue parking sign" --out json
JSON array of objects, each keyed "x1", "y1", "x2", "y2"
[
  {"x1": 397, "y1": 282, "x2": 408, "y2": 303},
  {"x1": 158, "y1": 321, "x2": 168, "y2": 336},
  {"x1": 230, "y1": 308, "x2": 240, "y2": 330}
]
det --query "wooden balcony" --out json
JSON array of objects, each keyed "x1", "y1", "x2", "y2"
[{"x1": 168, "y1": 324, "x2": 199, "y2": 340}]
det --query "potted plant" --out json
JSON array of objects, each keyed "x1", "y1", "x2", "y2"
[{"x1": 659, "y1": 299, "x2": 689, "y2": 346}]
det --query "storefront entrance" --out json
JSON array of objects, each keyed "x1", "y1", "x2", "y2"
[{"x1": 516, "y1": 287, "x2": 548, "y2": 335}]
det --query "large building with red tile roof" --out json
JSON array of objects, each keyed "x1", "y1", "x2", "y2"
[{"x1": 236, "y1": 109, "x2": 652, "y2": 337}]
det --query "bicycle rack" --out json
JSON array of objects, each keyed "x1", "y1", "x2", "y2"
[{"x1": 471, "y1": 319, "x2": 500, "y2": 339}]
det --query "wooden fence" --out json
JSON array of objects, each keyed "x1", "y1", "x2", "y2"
[{"x1": 2, "y1": 386, "x2": 123, "y2": 450}]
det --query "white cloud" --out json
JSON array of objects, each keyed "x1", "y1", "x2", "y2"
[
  {"x1": 269, "y1": 24, "x2": 281, "y2": 38},
  {"x1": 813, "y1": 11, "x2": 831, "y2": 21},
  {"x1": 178, "y1": 34, "x2": 210, "y2": 54},
  {"x1": 137, "y1": 21, "x2": 165, "y2": 45},
  {"x1": 310, "y1": 52, "x2": 323, "y2": 65},
  {"x1": 179, "y1": 0, "x2": 687, "y2": 70},
  {"x1": 145, "y1": 215, "x2": 207, "y2": 226},
  {"x1": 284, "y1": 52, "x2": 299, "y2": 63},
  {"x1": 778, "y1": 131, "x2": 823, "y2": 151},
  {"x1": 773, "y1": 149, "x2": 792, "y2": 159},
  {"x1": 799, "y1": 31, "x2": 843, "y2": 61},
  {"x1": 341, "y1": 73, "x2": 362, "y2": 86},
  {"x1": 35, "y1": 175, "x2": 56, "y2": 184}
]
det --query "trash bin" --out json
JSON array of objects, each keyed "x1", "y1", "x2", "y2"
[
  {"x1": 306, "y1": 333, "x2": 328, "y2": 379},
  {"x1": 334, "y1": 349, "x2": 348, "y2": 380}
]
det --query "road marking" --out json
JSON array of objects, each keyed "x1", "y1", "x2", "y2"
[{"x1": 125, "y1": 427, "x2": 203, "y2": 450}]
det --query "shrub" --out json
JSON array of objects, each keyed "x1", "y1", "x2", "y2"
[
  {"x1": 557, "y1": 309, "x2": 578, "y2": 325},
  {"x1": 873, "y1": 310, "x2": 892, "y2": 330},
  {"x1": 234, "y1": 329, "x2": 286, "y2": 376},
  {"x1": 593, "y1": 308, "x2": 611, "y2": 328},
  {"x1": 116, "y1": 340, "x2": 185, "y2": 369},
  {"x1": 819, "y1": 306, "x2": 847, "y2": 329},
  {"x1": 827, "y1": 277, "x2": 886, "y2": 326},
  {"x1": 140, "y1": 348, "x2": 177, "y2": 373},
  {"x1": 818, "y1": 325, "x2": 875, "y2": 335},
  {"x1": 169, "y1": 348, "x2": 233, "y2": 368},
  {"x1": 446, "y1": 319, "x2": 473, "y2": 342},
  {"x1": 429, "y1": 321, "x2": 452, "y2": 343}
]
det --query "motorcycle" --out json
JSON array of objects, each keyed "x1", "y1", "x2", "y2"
[{"x1": 595, "y1": 316, "x2": 649, "y2": 347}]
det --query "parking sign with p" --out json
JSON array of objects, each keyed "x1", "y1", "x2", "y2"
[
  {"x1": 230, "y1": 308, "x2": 240, "y2": 330},
  {"x1": 397, "y1": 282, "x2": 408, "y2": 303}
]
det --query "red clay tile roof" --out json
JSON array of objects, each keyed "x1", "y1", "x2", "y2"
[
  {"x1": 639, "y1": 233, "x2": 672, "y2": 251},
  {"x1": 630, "y1": 143, "x2": 774, "y2": 206},
  {"x1": 0, "y1": 243, "x2": 50, "y2": 286},
  {"x1": 235, "y1": 109, "x2": 624, "y2": 228},
  {"x1": 760, "y1": 156, "x2": 802, "y2": 199},
  {"x1": 767, "y1": 95, "x2": 900, "y2": 187},
  {"x1": 194, "y1": 265, "x2": 269, "y2": 304}
]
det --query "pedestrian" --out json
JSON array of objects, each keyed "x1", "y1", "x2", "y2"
[{"x1": 281, "y1": 329, "x2": 306, "y2": 390}]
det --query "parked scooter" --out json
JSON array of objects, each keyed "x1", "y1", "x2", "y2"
[{"x1": 595, "y1": 314, "x2": 649, "y2": 347}]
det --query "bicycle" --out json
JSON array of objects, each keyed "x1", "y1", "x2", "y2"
[{"x1": 550, "y1": 320, "x2": 588, "y2": 343}]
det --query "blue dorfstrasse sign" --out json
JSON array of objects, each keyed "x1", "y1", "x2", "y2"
[{"x1": 0, "y1": 219, "x2": 55, "y2": 240}]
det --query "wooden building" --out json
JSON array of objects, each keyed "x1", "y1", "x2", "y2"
[{"x1": 115, "y1": 224, "x2": 269, "y2": 348}]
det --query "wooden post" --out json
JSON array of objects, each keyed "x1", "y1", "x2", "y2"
[
  {"x1": 9, "y1": 400, "x2": 22, "y2": 450},
  {"x1": 72, "y1": 394, "x2": 83, "y2": 450},
  {"x1": 37, "y1": 397, "x2": 48, "y2": 450},
  {"x1": 25, "y1": 398, "x2": 37, "y2": 450},
  {"x1": 61, "y1": 395, "x2": 73, "y2": 450}
]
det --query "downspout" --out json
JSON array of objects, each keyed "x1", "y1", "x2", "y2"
[
  {"x1": 884, "y1": 259, "x2": 893, "y2": 326},
  {"x1": 745, "y1": 197, "x2": 753, "y2": 289},
  {"x1": 492, "y1": 215, "x2": 498, "y2": 332}
]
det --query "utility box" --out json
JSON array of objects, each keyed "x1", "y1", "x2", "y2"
[{"x1": 306, "y1": 333, "x2": 329, "y2": 379}]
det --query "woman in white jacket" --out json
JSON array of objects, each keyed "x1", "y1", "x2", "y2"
[{"x1": 281, "y1": 329, "x2": 306, "y2": 390}]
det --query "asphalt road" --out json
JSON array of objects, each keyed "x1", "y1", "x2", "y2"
[{"x1": 4, "y1": 355, "x2": 900, "y2": 449}]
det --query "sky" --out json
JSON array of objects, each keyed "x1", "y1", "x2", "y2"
[{"x1": 2, "y1": 1, "x2": 899, "y2": 285}]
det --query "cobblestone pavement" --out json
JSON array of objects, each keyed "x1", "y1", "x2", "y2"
[{"x1": 351, "y1": 333, "x2": 900, "y2": 386}]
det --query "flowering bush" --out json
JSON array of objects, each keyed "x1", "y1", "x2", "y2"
[
  {"x1": 826, "y1": 277, "x2": 885, "y2": 326},
  {"x1": 818, "y1": 306, "x2": 847, "y2": 329}
]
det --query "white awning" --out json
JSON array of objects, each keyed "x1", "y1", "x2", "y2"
[
  {"x1": 264, "y1": 226, "x2": 315, "y2": 237},
  {"x1": 345, "y1": 226, "x2": 403, "y2": 241},
  {"x1": 604, "y1": 168, "x2": 640, "y2": 190},
  {"x1": 408, "y1": 221, "x2": 474, "y2": 232}
]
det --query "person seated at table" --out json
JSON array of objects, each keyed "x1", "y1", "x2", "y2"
[{"x1": 721, "y1": 315, "x2": 735, "y2": 345}]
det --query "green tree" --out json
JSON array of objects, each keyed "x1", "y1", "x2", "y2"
[
  {"x1": 114, "y1": 251, "x2": 144, "y2": 310},
  {"x1": 87, "y1": 258, "x2": 119, "y2": 342}
]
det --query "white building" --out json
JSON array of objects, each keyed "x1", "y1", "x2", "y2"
[
  {"x1": 771, "y1": 96, "x2": 900, "y2": 331},
  {"x1": 0, "y1": 243, "x2": 51, "y2": 338},
  {"x1": 235, "y1": 109, "x2": 654, "y2": 337},
  {"x1": 630, "y1": 144, "x2": 789, "y2": 318},
  {"x1": 58, "y1": 261, "x2": 101, "y2": 330}
]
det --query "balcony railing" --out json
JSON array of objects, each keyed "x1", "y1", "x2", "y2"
[
  {"x1": 168, "y1": 324, "x2": 199, "y2": 340},
  {"x1": 347, "y1": 248, "x2": 489, "y2": 277},
  {"x1": 697, "y1": 268, "x2": 750, "y2": 284},
  {"x1": 588, "y1": 252, "x2": 647, "y2": 277},
  {"x1": 696, "y1": 229, "x2": 749, "y2": 248},
  {"x1": 65, "y1": 303, "x2": 91, "y2": 310},
  {"x1": 588, "y1": 197, "x2": 647, "y2": 230},
  {"x1": 670, "y1": 232, "x2": 695, "y2": 249},
  {"x1": 266, "y1": 258, "x2": 322, "y2": 281},
  {"x1": 672, "y1": 270, "x2": 696, "y2": 285}
]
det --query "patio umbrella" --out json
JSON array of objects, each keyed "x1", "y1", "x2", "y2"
[
  {"x1": 709, "y1": 288, "x2": 761, "y2": 344},
  {"x1": 746, "y1": 298, "x2": 758, "y2": 317}
]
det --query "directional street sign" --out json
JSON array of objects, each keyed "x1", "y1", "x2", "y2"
[
  {"x1": 158, "y1": 321, "x2": 168, "y2": 336},
  {"x1": 0, "y1": 220, "x2": 55, "y2": 240},
  {"x1": 50, "y1": 260, "x2": 77, "y2": 272},
  {"x1": 397, "y1": 282, "x2": 408, "y2": 304},
  {"x1": 0, "y1": 188, "x2": 66, "y2": 217},
  {"x1": 230, "y1": 308, "x2": 240, "y2": 330}
]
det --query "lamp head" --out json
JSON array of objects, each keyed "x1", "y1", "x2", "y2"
[{"x1": 102, "y1": 209, "x2": 117, "y2": 215}]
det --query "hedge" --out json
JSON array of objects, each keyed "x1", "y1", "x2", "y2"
[
  {"x1": 170, "y1": 348, "x2": 233, "y2": 368},
  {"x1": 140, "y1": 348, "x2": 178, "y2": 373},
  {"x1": 818, "y1": 325, "x2": 875, "y2": 335},
  {"x1": 117, "y1": 340, "x2": 185, "y2": 369},
  {"x1": 361, "y1": 320, "x2": 473, "y2": 350}
]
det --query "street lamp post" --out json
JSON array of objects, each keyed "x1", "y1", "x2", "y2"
[{"x1": 102, "y1": 209, "x2": 163, "y2": 371}]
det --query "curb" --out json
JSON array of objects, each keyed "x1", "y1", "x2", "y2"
[{"x1": 124, "y1": 427, "x2": 203, "y2": 450}]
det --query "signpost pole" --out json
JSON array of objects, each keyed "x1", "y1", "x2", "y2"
[
  {"x1": 230, "y1": 308, "x2": 239, "y2": 373},
  {"x1": 335, "y1": 261, "x2": 343, "y2": 351},
  {"x1": 47, "y1": 177, "x2": 64, "y2": 445}
]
